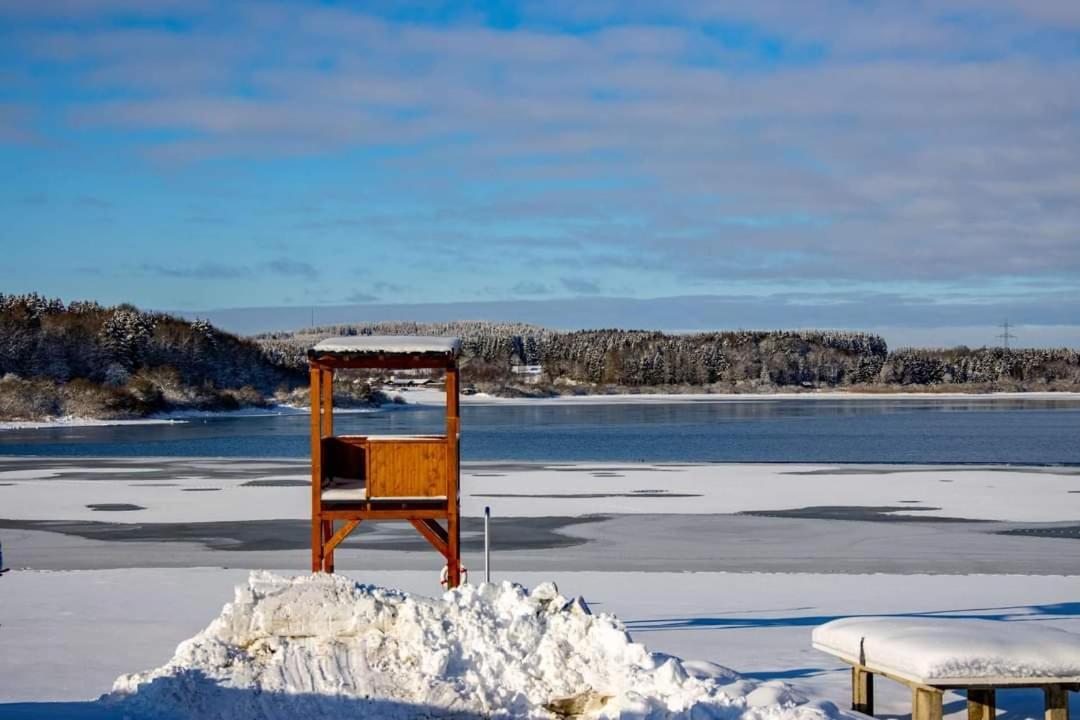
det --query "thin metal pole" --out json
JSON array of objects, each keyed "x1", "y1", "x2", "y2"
[{"x1": 484, "y1": 506, "x2": 491, "y2": 583}]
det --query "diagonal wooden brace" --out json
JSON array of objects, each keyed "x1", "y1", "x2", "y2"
[
  {"x1": 324, "y1": 519, "x2": 361, "y2": 555},
  {"x1": 410, "y1": 518, "x2": 450, "y2": 559}
]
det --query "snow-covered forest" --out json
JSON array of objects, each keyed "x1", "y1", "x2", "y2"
[
  {"x1": 3, "y1": 295, "x2": 1079, "y2": 421},
  {"x1": 261, "y1": 321, "x2": 1080, "y2": 393},
  {"x1": 0, "y1": 293, "x2": 304, "y2": 420}
]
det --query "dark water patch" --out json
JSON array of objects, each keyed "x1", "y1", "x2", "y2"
[
  {"x1": 129, "y1": 482, "x2": 178, "y2": 487},
  {"x1": 85, "y1": 503, "x2": 144, "y2": 512},
  {"x1": 241, "y1": 479, "x2": 308, "y2": 487},
  {"x1": 783, "y1": 466, "x2": 1080, "y2": 476},
  {"x1": 0, "y1": 482, "x2": 14, "y2": 486},
  {"x1": 590, "y1": 472, "x2": 625, "y2": 477},
  {"x1": 463, "y1": 462, "x2": 576, "y2": 472},
  {"x1": 467, "y1": 473, "x2": 506, "y2": 477},
  {"x1": 740, "y1": 506, "x2": 983, "y2": 523},
  {"x1": 998, "y1": 525, "x2": 1080, "y2": 540},
  {"x1": 898, "y1": 500, "x2": 923, "y2": 503},
  {"x1": 181, "y1": 488, "x2": 221, "y2": 492},
  {"x1": 0, "y1": 515, "x2": 607, "y2": 552},
  {"x1": 551, "y1": 466, "x2": 682, "y2": 473},
  {"x1": 474, "y1": 491, "x2": 701, "y2": 499}
]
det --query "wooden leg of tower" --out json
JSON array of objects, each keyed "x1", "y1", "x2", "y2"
[
  {"x1": 322, "y1": 520, "x2": 335, "y2": 573},
  {"x1": 447, "y1": 513, "x2": 461, "y2": 588},
  {"x1": 311, "y1": 514, "x2": 323, "y2": 573}
]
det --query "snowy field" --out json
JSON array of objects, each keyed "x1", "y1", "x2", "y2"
[{"x1": 2, "y1": 457, "x2": 1079, "y2": 718}]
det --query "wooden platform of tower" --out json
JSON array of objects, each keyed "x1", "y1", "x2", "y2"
[{"x1": 308, "y1": 335, "x2": 462, "y2": 587}]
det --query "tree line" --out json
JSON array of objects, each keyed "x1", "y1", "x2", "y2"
[
  {"x1": 3, "y1": 296, "x2": 1077, "y2": 421},
  {"x1": 0, "y1": 293, "x2": 303, "y2": 419},
  {"x1": 258, "y1": 321, "x2": 1080, "y2": 391}
]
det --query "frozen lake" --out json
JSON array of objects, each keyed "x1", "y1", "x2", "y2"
[{"x1": 3, "y1": 395, "x2": 1080, "y2": 463}]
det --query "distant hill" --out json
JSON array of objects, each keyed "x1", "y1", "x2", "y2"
[
  {"x1": 258, "y1": 321, "x2": 1080, "y2": 394},
  {"x1": 3, "y1": 298, "x2": 1078, "y2": 422},
  {"x1": 0, "y1": 293, "x2": 305, "y2": 421}
]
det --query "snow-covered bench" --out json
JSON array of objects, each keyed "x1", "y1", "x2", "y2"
[{"x1": 813, "y1": 618, "x2": 1080, "y2": 720}]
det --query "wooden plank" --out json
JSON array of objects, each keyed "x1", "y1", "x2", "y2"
[
  {"x1": 321, "y1": 367, "x2": 334, "y2": 437},
  {"x1": 308, "y1": 355, "x2": 455, "y2": 370},
  {"x1": 446, "y1": 361, "x2": 460, "y2": 589},
  {"x1": 968, "y1": 688, "x2": 995, "y2": 720},
  {"x1": 445, "y1": 365, "x2": 459, "y2": 422},
  {"x1": 409, "y1": 518, "x2": 449, "y2": 558},
  {"x1": 322, "y1": 520, "x2": 334, "y2": 573},
  {"x1": 853, "y1": 667, "x2": 874, "y2": 715},
  {"x1": 1045, "y1": 685, "x2": 1069, "y2": 720},
  {"x1": 447, "y1": 512, "x2": 461, "y2": 588},
  {"x1": 322, "y1": 507, "x2": 449, "y2": 521},
  {"x1": 913, "y1": 687, "x2": 943, "y2": 720},
  {"x1": 310, "y1": 364, "x2": 323, "y2": 573},
  {"x1": 367, "y1": 440, "x2": 447, "y2": 498}
]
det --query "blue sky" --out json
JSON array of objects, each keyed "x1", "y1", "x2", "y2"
[{"x1": 1, "y1": 1, "x2": 1079, "y2": 345}]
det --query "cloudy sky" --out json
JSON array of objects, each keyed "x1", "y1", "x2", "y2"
[{"x1": 2, "y1": 1, "x2": 1078, "y2": 345}]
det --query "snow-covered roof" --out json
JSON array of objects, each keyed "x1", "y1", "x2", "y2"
[
  {"x1": 813, "y1": 617, "x2": 1080, "y2": 684},
  {"x1": 309, "y1": 335, "x2": 461, "y2": 358}
]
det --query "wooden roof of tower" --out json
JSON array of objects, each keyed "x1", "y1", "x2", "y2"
[{"x1": 308, "y1": 335, "x2": 461, "y2": 369}]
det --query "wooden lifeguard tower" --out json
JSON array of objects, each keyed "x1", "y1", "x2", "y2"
[{"x1": 308, "y1": 335, "x2": 463, "y2": 587}]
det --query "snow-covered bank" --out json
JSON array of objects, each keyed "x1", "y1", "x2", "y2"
[
  {"x1": 4, "y1": 389, "x2": 1077, "y2": 430},
  {"x1": 0, "y1": 406, "x2": 308, "y2": 432},
  {"x1": 102, "y1": 571, "x2": 829, "y2": 720},
  {"x1": 0, "y1": 415, "x2": 184, "y2": 431},
  {"x1": 392, "y1": 387, "x2": 1080, "y2": 406},
  {"x1": 0, "y1": 403, "x2": 394, "y2": 431}
]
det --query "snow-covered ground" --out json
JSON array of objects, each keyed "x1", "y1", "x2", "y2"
[
  {"x1": 2, "y1": 459, "x2": 1078, "y2": 524},
  {"x1": 2, "y1": 568, "x2": 1079, "y2": 719},
  {"x1": 1, "y1": 457, "x2": 1079, "y2": 718}
]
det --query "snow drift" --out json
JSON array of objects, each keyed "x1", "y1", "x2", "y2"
[{"x1": 104, "y1": 572, "x2": 842, "y2": 719}]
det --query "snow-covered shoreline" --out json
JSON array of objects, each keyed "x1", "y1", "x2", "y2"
[
  {"x1": 0, "y1": 415, "x2": 186, "y2": 431},
  {"x1": 389, "y1": 387, "x2": 1080, "y2": 406},
  {"x1": 3, "y1": 390, "x2": 1078, "y2": 431},
  {"x1": 0, "y1": 404, "x2": 368, "y2": 431}
]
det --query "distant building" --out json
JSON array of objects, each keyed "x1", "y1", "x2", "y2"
[
  {"x1": 387, "y1": 376, "x2": 432, "y2": 387},
  {"x1": 510, "y1": 365, "x2": 544, "y2": 384}
]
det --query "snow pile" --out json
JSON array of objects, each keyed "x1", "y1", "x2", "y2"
[{"x1": 105, "y1": 571, "x2": 841, "y2": 720}]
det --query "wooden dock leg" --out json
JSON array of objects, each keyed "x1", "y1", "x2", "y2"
[
  {"x1": 1045, "y1": 685, "x2": 1068, "y2": 720},
  {"x1": 447, "y1": 513, "x2": 461, "y2": 588},
  {"x1": 913, "y1": 687, "x2": 943, "y2": 720},
  {"x1": 852, "y1": 667, "x2": 874, "y2": 715},
  {"x1": 322, "y1": 520, "x2": 335, "y2": 574},
  {"x1": 311, "y1": 515, "x2": 323, "y2": 573},
  {"x1": 968, "y1": 688, "x2": 995, "y2": 720}
]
